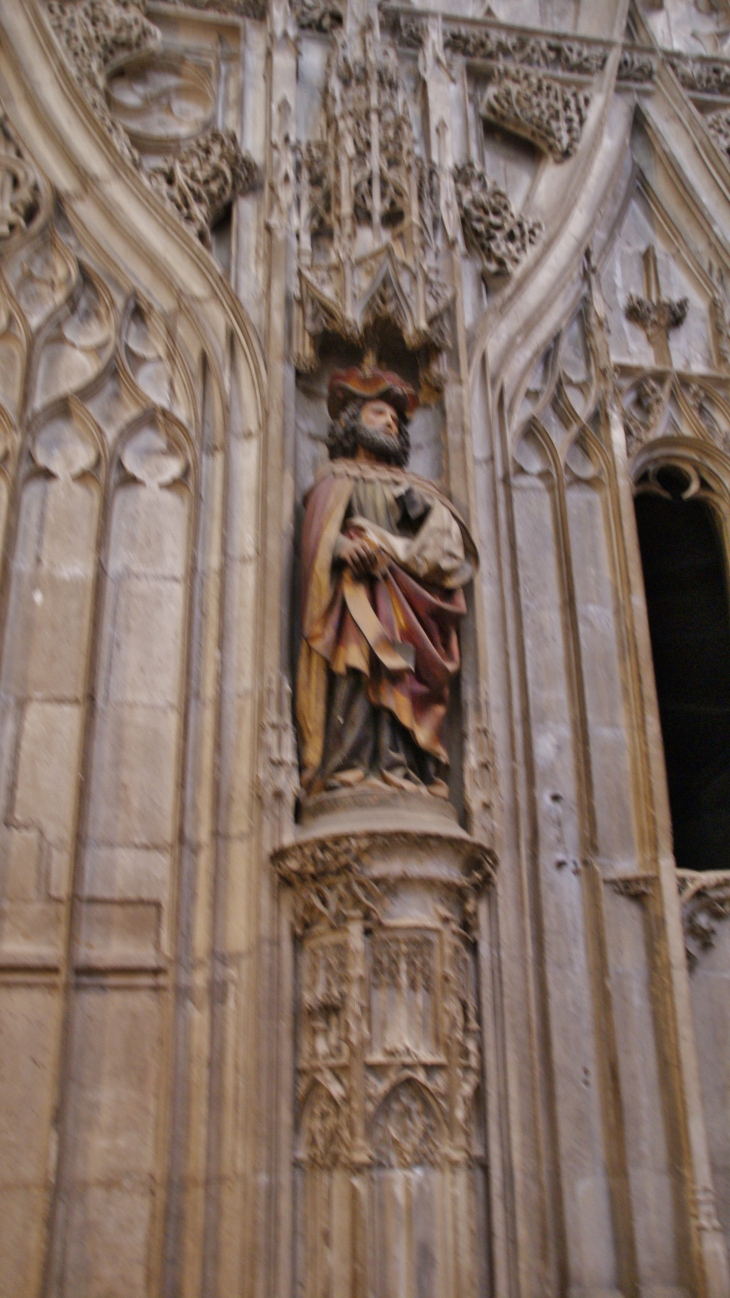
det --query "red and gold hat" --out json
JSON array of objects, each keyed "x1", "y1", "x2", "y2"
[{"x1": 327, "y1": 366, "x2": 419, "y2": 420}]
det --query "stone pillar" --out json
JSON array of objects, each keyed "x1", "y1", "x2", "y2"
[{"x1": 273, "y1": 790, "x2": 496, "y2": 1298}]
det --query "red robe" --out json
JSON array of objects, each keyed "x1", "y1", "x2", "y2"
[{"x1": 297, "y1": 459, "x2": 477, "y2": 785}]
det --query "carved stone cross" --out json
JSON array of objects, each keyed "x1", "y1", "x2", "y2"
[{"x1": 626, "y1": 244, "x2": 688, "y2": 367}]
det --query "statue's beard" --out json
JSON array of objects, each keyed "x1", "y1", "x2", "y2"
[{"x1": 354, "y1": 415, "x2": 403, "y2": 464}]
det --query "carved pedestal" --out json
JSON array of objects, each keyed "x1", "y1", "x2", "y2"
[{"x1": 274, "y1": 792, "x2": 496, "y2": 1298}]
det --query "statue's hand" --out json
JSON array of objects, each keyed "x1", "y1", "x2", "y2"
[{"x1": 336, "y1": 534, "x2": 382, "y2": 577}]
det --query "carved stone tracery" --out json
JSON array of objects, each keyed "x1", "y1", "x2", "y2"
[
  {"x1": 371, "y1": 1080, "x2": 442, "y2": 1167},
  {"x1": 295, "y1": 24, "x2": 451, "y2": 368},
  {"x1": 276, "y1": 824, "x2": 494, "y2": 1187}
]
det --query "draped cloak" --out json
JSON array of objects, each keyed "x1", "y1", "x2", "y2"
[{"x1": 296, "y1": 458, "x2": 478, "y2": 783}]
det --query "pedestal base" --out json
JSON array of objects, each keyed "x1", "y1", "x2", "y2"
[{"x1": 273, "y1": 790, "x2": 497, "y2": 1298}]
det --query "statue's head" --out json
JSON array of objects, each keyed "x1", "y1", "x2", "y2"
[{"x1": 326, "y1": 366, "x2": 418, "y2": 468}]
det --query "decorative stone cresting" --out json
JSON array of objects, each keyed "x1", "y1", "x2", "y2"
[
  {"x1": 480, "y1": 65, "x2": 591, "y2": 161},
  {"x1": 441, "y1": 21, "x2": 608, "y2": 75},
  {"x1": 453, "y1": 160, "x2": 542, "y2": 280},
  {"x1": 45, "y1": 0, "x2": 259, "y2": 244},
  {"x1": 162, "y1": 0, "x2": 267, "y2": 19},
  {"x1": 381, "y1": 10, "x2": 656, "y2": 86}
]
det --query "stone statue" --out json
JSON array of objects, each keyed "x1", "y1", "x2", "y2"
[{"x1": 297, "y1": 365, "x2": 478, "y2": 799}]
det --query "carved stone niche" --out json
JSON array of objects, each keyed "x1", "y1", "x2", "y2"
[{"x1": 273, "y1": 791, "x2": 496, "y2": 1298}]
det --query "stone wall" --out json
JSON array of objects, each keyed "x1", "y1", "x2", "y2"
[{"x1": 0, "y1": 0, "x2": 729, "y2": 1295}]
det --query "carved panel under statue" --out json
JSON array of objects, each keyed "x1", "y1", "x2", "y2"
[{"x1": 274, "y1": 826, "x2": 495, "y2": 1298}]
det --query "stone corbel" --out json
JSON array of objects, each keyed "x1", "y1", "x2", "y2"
[
  {"x1": 453, "y1": 160, "x2": 542, "y2": 281},
  {"x1": 607, "y1": 874, "x2": 655, "y2": 899},
  {"x1": 479, "y1": 65, "x2": 591, "y2": 162},
  {"x1": 678, "y1": 870, "x2": 730, "y2": 969},
  {"x1": 149, "y1": 131, "x2": 261, "y2": 247}
]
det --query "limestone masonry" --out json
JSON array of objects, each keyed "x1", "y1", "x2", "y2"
[{"x1": 1, "y1": 1, "x2": 730, "y2": 1296}]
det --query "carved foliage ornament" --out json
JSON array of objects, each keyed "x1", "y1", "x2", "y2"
[
  {"x1": 258, "y1": 673, "x2": 299, "y2": 832},
  {"x1": 616, "y1": 49, "x2": 656, "y2": 83},
  {"x1": 668, "y1": 53, "x2": 730, "y2": 97},
  {"x1": 453, "y1": 160, "x2": 542, "y2": 280},
  {"x1": 47, "y1": 0, "x2": 158, "y2": 162},
  {"x1": 448, "y1": 26, "x2": 607, "y2": 76},
  {"x1": 380, "y1": 13, "x2": 607, "y2": 74},
  {"x1": 622, "y1": 374, "x2": 670, "y2": 456},
  {"x1": 480, "y1": 66, "x2": 590, "y2": 162},
  {"x1": 0, "y1": 118, "x2": 40, "y2": 242},
  {"x1": 273, "y1": 836, "x2": 386, "y2": 936},
  {"x1": 293, "y1": 0, "x2": 344, "y2": 32},
  {"x1": 381, "y1": 13, "x2": 656, "y2": 86},
  {"x1": 149, "y1": 130, "x2": 259, "y2": 247},
  {"x1": 273, "y1": 832, "x2": 496, "y2": 937},
  {"x1": 626, "y1": 294, "x2": 689, "y2": 337},
  {"x1": 45, "y1": 0, "x2": 259, "y2": 243},
  {"x1": 678, "y1": 871, "x2": 730, "y2": 969},
  {"x1": 705, "y1": 106, "x2": 730, "y2": 160}
]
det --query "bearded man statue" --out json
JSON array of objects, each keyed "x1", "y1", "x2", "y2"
[{"x1": 296, "y1": 366, "x2": 478, "y2": 801}]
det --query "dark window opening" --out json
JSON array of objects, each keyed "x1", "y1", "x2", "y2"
[{"x1": 635, "y1": 467, "x2": 730, "y2": 872}]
